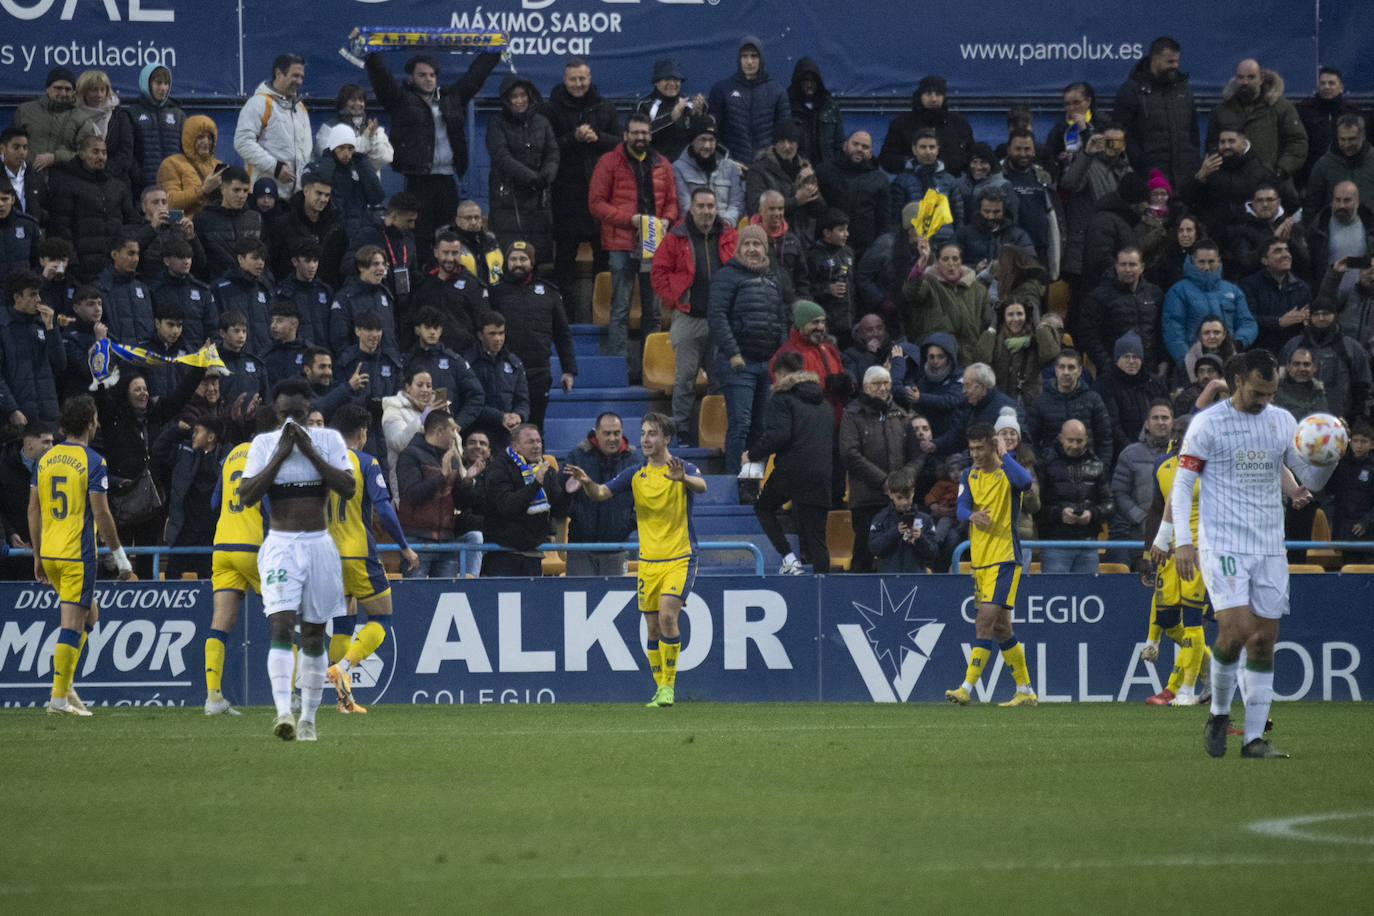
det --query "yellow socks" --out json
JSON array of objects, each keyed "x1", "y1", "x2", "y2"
[
  {"x1": 1180, "y1": 626, "x2": 1207, "y2": 689},
  {"x1": 344, "y1": 620, "x2": 387, "y2": 667},
  {"x1": 52, "y1": 628, "x2": 81, "y2": 699},
  {"x1": 330, "y1": 615, "x2": 357, "y2": 665},
  {"x1": 205, "y1": 629, "x2": 229, "y2": 693},
  {"x1": 964, "y1": 638, "x2": 995, "y2": 688},
  {"x1": 646, "y1": 640, "x2": 663, "y2": 686},
  {"x1": 660, "y1": 636, "x2": 680, "y2": 686},
  {"x1": 999, "y1": 637, "x2": 1031, "y2": 687}
]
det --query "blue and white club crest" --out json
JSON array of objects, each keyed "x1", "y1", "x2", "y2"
[{"x1": 837, "y1": 581, "x2": 944, "y2": 702}]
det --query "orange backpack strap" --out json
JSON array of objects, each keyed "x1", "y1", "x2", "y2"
[{"x1": 257, "y1": 93, "x2": 274, "y2": 134}]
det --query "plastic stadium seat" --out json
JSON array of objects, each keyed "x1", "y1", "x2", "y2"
[
  {"x1": 542, "y1": 518, "x2": 569, "y2": 576},
  {"x1": 642, "y1": 331, "x2": 674, "y2": 393},
  {"x1": 1339, "y1": 564, "x2": 1374, "y2": 573},
  {"x1": 1287, "y1": 564, "x2": 1326, "y2": 574},
  {"x1": 698, "y1": 395, "x2": 727, "y2": 451},
  {"x1": 827, "y1": 510, "x2": 853, "y2": 571},
  {"x1": 1028, "y1": 562, "x2": 1041, "y2": 573},
  {"x1": 1308, "y1": 508, "x2": 1342, "y2": 569},
  {"x1": 592, "y1": 271, "x2": 641, "y2": 329},
  {"x1": 1098, "y1": 563, "x2": 1131, "y2": 573}
]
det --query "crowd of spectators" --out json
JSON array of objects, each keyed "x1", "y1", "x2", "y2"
[{"x1": 2, "y1": 35, "x2": 1373, "y2": 579}]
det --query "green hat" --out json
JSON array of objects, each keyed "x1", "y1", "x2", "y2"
[{"x1": 793, "y1": 299, "x2": 826, "y2": 331}]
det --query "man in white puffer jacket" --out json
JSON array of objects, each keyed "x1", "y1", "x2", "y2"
[{"x1": 234, "y1": 54, "x2": 314, "y2": 198}]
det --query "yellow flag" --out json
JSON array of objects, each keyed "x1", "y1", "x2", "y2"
[
  {"x1": 175, "y1": 342, "x2": 229, "y2": 375},
  {"x1": 910, "y1": 189, "x2": 954, "y2": 239}
]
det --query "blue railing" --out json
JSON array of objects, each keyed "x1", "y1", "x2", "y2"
[
  {"x1": 7, "y1": 540, "x2": 767, "y2": 578},
  {"x1": 951, "y1": 539, "x2": 1373, "y2": 574}
]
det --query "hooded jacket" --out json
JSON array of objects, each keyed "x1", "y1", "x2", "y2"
[
  {"x1": 158, "y1": 115, "x2": 225, "y2": 218},
  {"x1": 1111, "y1": 56, "x2": 1200, "y2": 185},
  {"x1": 900, "y1": 261, "x2": 988, "y2": 366},
  {"x1": 486, "y1": 74, "x2": 559, "y2": 258},
  {"x1": 564, "y1": 431, "x2": 638, "y2": 543},
  {"x1": 912, "y1": 332, "x2": 966, "y2": 434},
  {"x1": 47, "y1": 158, "x2": 137, "y2": 281},
  {"x1": 364, "y1": 50, "x2": 500, "y2": 178},
  {"x1": 127, "y1": 63, "x2": 186, "y2": 191},
  {"x1": 539, "y1": 81, "x2": 620, "y2": 237},
  {"x1": 1206, "y1": 69, "x2": 1307, "y2": 179},
  {"x1": 673, "y1": 144, "x2": 746, "y2": 226},
  {"x1": 877, "y1": 91, "x2": 976, "y2": 177},
  {"x1": 750, "y1": 370, "x2": 835, "y2": 504},
  {"x1": 233, "y1": 80, "x2": 314, "y2": 196},
  {"x1": 787, "y1": 58, "x2": 844, "y2": 167},
  {"x1": 588, "y1": 140, "x2": 679, "y2": 252},
  {"x1": 707, "y1": 256, "x2": 791, "y2": 363},
  {"x1": 1162, "y1": 257, "x2": 1258, "y2": 361},
  {"x1": 707, "y1": 35, "x2": 790, "y2": 166}
]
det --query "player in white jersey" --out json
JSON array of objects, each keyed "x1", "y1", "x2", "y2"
[
  {"x1": 240, "y1": 379, "x2": 356, "y2": 741},
  {"x1": 1168, "y1": 351, "x2": 1334, "y2": 759}
]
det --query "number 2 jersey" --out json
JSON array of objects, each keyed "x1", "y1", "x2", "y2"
[{"x1": 33, "y1": 443, "x2": 107, "y2": 561}]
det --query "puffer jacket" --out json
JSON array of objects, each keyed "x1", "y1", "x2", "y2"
[
  {"x1": 0, "y1": 305, "x2": 66, "y2": 422},
  {"x1": 588, "y1": 142, "x2": 679, "y2": 252},
  {"x1": 486, "y1": 274, "x2": 577, "y2": 380},
  {"x1": 1177, "y1": 144, "x2": 1277, "y2": 238},
  {"x1": 1111, "y1": 56, "x2": 1200, "y2": 185},
  {"x1": 650, "y1": 217, "x2": 738, "y2": 313},
  {"x1": 310, "y1": 147, "x2": 385, "y2": 248},
  {"x1": 1081, "y1": 191, "x2": 1142, "y2": 288},
  {"x1": 126, "y1": 217, "x2": 205, "y2": 283},
  {"x1": 401, "y1": 342, "x2": 486, "y2": 431},
  {"x1": 156, "y1": 114, "x2": 223, "y2": 218},
  {"x1": 889, "y1": 158, "x2": 966, "y2": 230},
  {"x1": 150, "y1": 424, "x2": 222, "y2": 547},
  {"x1": 1037, "y1": 440, "x2": 1114, "y2": 539},
  {"x1": 539, "y1": 81, "x2": 620, "y2": 238},
  {"x1": 47, "y1": 159, "x2": 137, "y2": 281},
  {"x1": 911, "y1": 332, "x2": 965, "y2": 436},
  {"x1": 707, "y1": 35, "x2": 790, "y2": 166},
  {"x1": 955, "y1": 215, "x2": 1034, "y2": 267},
  {"x1": 328, "y1": 276, "x2": 398, "y2": 359},
  {"x1": 564, "y1": 432, "x2": 638, "y2": 543},
  {"x1": 839, "y1": 393, "x2": 924, "y2": 508},
  {"x1": 1161, "y1": 257, "x2": 1258, "y2": 361},
  {"x1": 193, "y1": 203, "x2": 263, "y2": 281},
  {"x1": 463, "y1": 342, "x2": 531, "y2": 438},
  {"x1": 976, "y1": 320, "x2": 1061, "y2": 404},
  {"x1": 750, "y1": 370, "x2": 835, "y2": 505},
  {"x1": 14, "y1": 94, "x2": 93, "y2": 167},
  {"x1": 900, "y1": 262, "x2": 988, "y2": 366},
  {"x1": 0, "y1": 209, "x2": 40, "y2": 283},
  {"x1": 233, "y1": 80, "x2": 313, "y2": 196},
  {"x1": 213, "y1": 268, "x2": 274, "y2": 357},
  {"x1": 1094, "y1": 364, "x2": 1168, "y2": 451},
  {"x1": 151, "y1": 269, "x2": 217, "y2": 348},
  {"x1": 1238, "y1": 269, "x2": 1312, "y2": 355},
  {"x1": 746, "y1": 146, "x2": 825, "y2": 242},
  {"x1": 364, "y1": 50, "x2": 500, "y2": 178},
  {"x1": 96, "y1": 265, "x2": 154, "y2": 344},
  {"x1": 1111, "y1": 434, "x2": 1169, "y2": 531},
  {"x1": 1205, "y1": 68, "x2": 1308, "y2": 179},
  {"x1": 275, "y1": 272, "x2": 334, "y2": 348},
  {"x1": 1026, "y1": 375, "x2": 1115, "y2": 467},
  {"x1": 673, "y1": 146, "x2": 746, "y2": 226},
  {"x1": 815, "y1": 154, "x2": 891, "y2": 255},
  {"x1": 486, "y1": 75, "x2": 559, "y2": 259},
  {"x1": 1082, "y1": 276, "x2": 1164, "y2": 372},
  {"x1": 877, "y1": 95, "x2": 976, "y2": 177},
  {"x1": 128, "y1": 62, "x2": 186, "y2": 192},
  {"x1": 707, "y1": 257, "x2": 791, "y2": 363},
  {"x1": 787, "y1": 58, "x2": 844, "y2": 167}
]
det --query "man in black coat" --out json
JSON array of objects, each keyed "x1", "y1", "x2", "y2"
[
  {"x1": 411, "y1": 230, "x2": 488, "y2": 354},
  {"x1": 1178, "y1": 127, "x2": 1277, "y2": 242},
  {"x1": 816, "y1": 131, "x2": 890, "y2": 264},
  {"x1": 1111, "y1": 36, "x2": 1200, "y2": 186},
  {"x1": 365, "y1": 47, "x2": 501, "y2": 263},
  {"x1": 743, "y1": 351, "x2": 833, "y2": 574},
  {"x1": 463, "y1": 310, "x2": 530, "y2": 451},
  {"x1": 480, "y1": 423, "x2": 571, "y2": 577},
  {"x1": 1036, "y1": 418, "x2": 1113, "y2": 574},
  {"x1": 878, "y1": 75, "x2": 975, "y2": 177},
  {"x1": 46, "y1": 134, "x2": 136, "y2": 281},
  {"x1": 486, "y1": 241, "x2": 576, "y2": 431},
  {"x1": 0, "y1": 271, "x2": 65, "y2": 425},
  {"x1": 191, "y1": 166, "x2": 261, "y2": 282},
  {"x1": 539, "y1": 58, "x2": 619, "y2": 299},
  {"x1": 265, "y1": 171, "x2": 347, "y2": 285}
]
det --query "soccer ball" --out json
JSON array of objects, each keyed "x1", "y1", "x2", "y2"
[{"x1": 1293, "y1": 413, "x2": 1349, "y2": 466}]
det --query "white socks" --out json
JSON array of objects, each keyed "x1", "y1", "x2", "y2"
[
  {"x1": 267, "y1": 648, "x2": 294, "y2": 717},
  {"x1": 1244, "y1": 667, "x2": 1274, "y2": 743},
  {"x1": 1209, "y1": 654, "x2": 1240, "y2": 718},
  {"x1": 298, "y1": 651, "x2": 327, "y2": 724}
]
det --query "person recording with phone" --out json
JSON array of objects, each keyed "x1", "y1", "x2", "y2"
[{"x1": 867, "y1": 466, "x2": 940, "y2": 573}]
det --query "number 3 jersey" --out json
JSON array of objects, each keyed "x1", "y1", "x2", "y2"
[
  {"x1": 33, "y1": 443, "x2": 107, "y2": 561},
  {"x1": 1177, "y1": 401, "x2": 1299, "y2": 557},
  {"x1": 214, "y1": 441, "x2": 266, "y2": 551}
]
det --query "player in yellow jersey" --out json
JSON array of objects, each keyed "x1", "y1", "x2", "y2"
[
  {"x1": 27, "y1": 395, "x2": 134, "y2": 717},
  {"x1": 567, "y1": 412, "x2": 706, "y2": 708},
  {"x1": 324, "y1": 405, "x2": 418, "y2": 713},
  {"x1": 203, "y1": 410, "x2": 274, "y2": 716},
  {"x1": 945, "y1": 422, "x2": 1038, "y2": 707},
  {"x1": 1143, "y1": 414, "x2": 1213, "y2": 707}
]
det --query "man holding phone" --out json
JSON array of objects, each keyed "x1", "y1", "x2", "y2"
[
  {"x1": 1061, "y1": 121, "x2": 1132, "y2": 281},
  {"x1": 130, "y1": 185, "x2": 202, "y2": 281}
]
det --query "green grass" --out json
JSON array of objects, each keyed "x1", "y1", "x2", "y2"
[{"x1": 4, "y1": 702, "x2": 1374, "y2": 913}]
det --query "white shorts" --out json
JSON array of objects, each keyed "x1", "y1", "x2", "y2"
[
  {"x1": 1197, "y1": 548, "x2": 1289, "y2": 619},
  {"x1": 258, "y1": 529, "x2": 346, "y2": 624}
]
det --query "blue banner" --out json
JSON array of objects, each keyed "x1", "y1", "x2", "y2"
[
  {"x1": 1, "y1": 574, "x2": 1369, "y2": 708},
  {"x1": 0, "y1": 3, "x2": 1365, "y2": 100}
]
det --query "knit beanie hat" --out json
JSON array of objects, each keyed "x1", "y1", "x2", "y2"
[
  {"x1": 1114, "y1": 330, "x2": 1144, "y2": 360},
  {"x1": 994, "y1": 406, "x2": 1020, "y2": 435},
  {"x1": 917, "y1": 74, "x2": 948, "y2": 97},
  {"x1": 692, "y1": 114, "x2": 718, "y2": 139},
  {"x1": 252, "y1": 177, "x2": 278, "y2": 201},
  {"x1": 652, "y1": 58, "x2": 684, "y2": 82},
  {"x1": 792, "y1": 299, "x2": 826, "y2": 331},
  {"x1": 505, "y1": 239, "x2": 535, "y2": 261},
  {"x1": 773, "y1": 119, "x2": 803, "y2": 145},
  {"x1": 46, "y1": 67, "x2": 75, "y2": 88},
  {"x1": 736, "y1": 224, "x2": 769, "y2": 248},
  {"x1": 969, "y1": 142, "x2": 996, "y2": 166},
  {"x1": 1147, "y1": 168, "x2": 1172, "y2": 193},
  {"x1": 1195, "y1": 352, "x2": 1224, "y2": 374},
  {"x1": 323, "y1": 123, "x2": 358, "y2": 151}
]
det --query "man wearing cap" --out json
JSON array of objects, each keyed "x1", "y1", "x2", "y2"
[
  {"x1": 588, "y1": 112, "x2": 679, "y2": 382},
  {"x1": 365, "y1": 41, "x2": 501, "y2": 264},
  {"x1": 635, "y1": 59, "x2": 708, "y2": 163},
  {"x1": 878, "y1": 75, "x2": 975, "y2": 177},
  {"x1": 15, "y1": 68, "x2": 94, "y2": 175},
  {"x1": 770, "y1": 300, "x2": 851, "y2": 422},
  {"x1": 816, "y1": 131, "x2": 890, "y2": 265},
  {"x1": 234, "y1": 53, "x2": 314, "y2": 198},
  {"x1": 746, "y1": 119, "x2": 825, "y2": 243},
  {"x1": 1081, "y1": 171, "x2": 1152, "y2": 292},
  {"x1": 540, "y1": 57, "x2": 620, "y2": 301},
  {"x1": 1279, "y1": 298, "x2": 1372, "y2": 421},
  {"x1": 487, "y1": 240, "x2": 577, "y2": 431},
  {"x1": 672, "y1": 115, "x2": 745, "y2": 228},
  {"x1": 708, "y1": 36, "x2": 790, "y2": 168},
  {"x1": 251, "y1": 178, "x2": 279, "y2": 218}
]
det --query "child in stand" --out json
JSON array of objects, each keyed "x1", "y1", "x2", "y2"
[
  {"x1": 868, "y1": 468, "x2": 940, "y2": 573},
  {"x1": 924, "y1": 453, "x2": 967, "y2": 570}
]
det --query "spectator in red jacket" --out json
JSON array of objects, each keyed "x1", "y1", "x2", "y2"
[
  {"x1": 588, "y1": 111, "x2": 678, "y2": 382},
  {"x1": 650, "y1": 186, "x2": 737, "y2": 442}
]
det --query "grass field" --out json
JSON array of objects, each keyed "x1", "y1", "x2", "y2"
[{"x1": 4, "y1": 701, "x2": 1374, "y2": 913}]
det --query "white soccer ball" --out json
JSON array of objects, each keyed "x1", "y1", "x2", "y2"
[{"x1": 1293, "y1": 413, "x2": 1349, "y2": 466}]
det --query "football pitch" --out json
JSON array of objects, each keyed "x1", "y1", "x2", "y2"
[{"x1": 4, "y1": 702, "x2": 1373, "y2": 913}]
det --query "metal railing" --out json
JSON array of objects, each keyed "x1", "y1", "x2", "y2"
[
  {"x1": 952, "y1": 539, "x2": 1374, "y2": 574},
  {"x1": 7, "y1": 540, "x2": 767, "y2": 579}
]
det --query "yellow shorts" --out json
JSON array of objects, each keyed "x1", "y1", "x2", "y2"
[
  {"x1": 212, "y1": 549, "x2": 260, "y2": 594},
  {"x1": 637, "y1": 554, "x2": 698, "y2": 612},
  {"x1": 342, "y1": 556, "x2": 390, "y2": 603},
  {"x1": 973, "y1": 562, "x2": 1021, "y2": 608},
  {"x1": 42, "y1": 558, "x2": 94, "y2": 607},
  {"x1": 1154, "y1": 556, "x2": 1207, "y2": 610}
]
